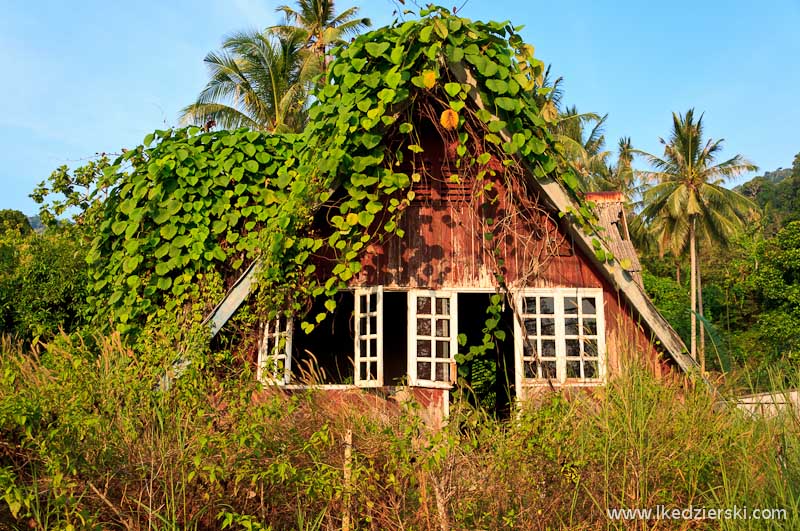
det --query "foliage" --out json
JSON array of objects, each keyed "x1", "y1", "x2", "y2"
[
  {"x1": 1, "y1": 331, "x2": 798, "y2": 529},
  {"x1": 641, "y1": 269, "x2": 691, "y2": 344},
  {"x1": 274, "y1": 0, "x2": 371, "y2": 66},
  {"x1": 737, "y1": 150, "x2": 800, "y2": 231},
  {"x1": 87, "y1": 128, "x2": 304, "y2": 333},
  {"x1": 181, "y1": 30, "x2": 316, "y2": 132},
  {"x1": 182, "y1": 0, "x2": 371, "y2": 132},
  {"x1": 30, "y1": 155, "x2": 113, "y2": 230},
  {"x1": 91, "y1": 6, "x2": 609, "y2": 342},
  {"x1": 0, "y1": 226, "x2": 89, "y2": 341},
  {"x1": 0, "y1": 210, "x2": 32, "y2": 236},
  {"x1": 750, "y1": 221, "x2": 800, "y2": 362},
  {"x1": 639, "y1": 109, "x2": 757, "y2": 257}
]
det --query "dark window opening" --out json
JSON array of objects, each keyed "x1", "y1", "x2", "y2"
[
  {"x1": 457, "y1": 293, "x2": 515, "y2": 418},
  {"x1": 292, "y1": 291, "x2": 355, "y2": 384},
  {"x1": 382, "y1": 291, "x2": 408, "y2": 385}
]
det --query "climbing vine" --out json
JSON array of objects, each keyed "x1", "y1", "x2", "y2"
[{"x1": 88, "y1": 1, "x2": 612, "y2": 388}]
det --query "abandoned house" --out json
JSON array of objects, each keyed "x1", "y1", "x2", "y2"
[{"x1": 200, "y1": 18, "x2": 698, "y2": 418}]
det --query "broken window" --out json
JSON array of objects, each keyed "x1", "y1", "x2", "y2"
[
  {"x1": 257, "y1": 317, "x2": 292, "y2": 385},
  {"x1": 355, "y1": 287, "x2": 383, "y2": 387},
  {"x1": 409, "y1": 290, "x2": 457, "y2": 387},
  {"x1": 514, "y1": 289, "x2": 605, "y2": 386}
]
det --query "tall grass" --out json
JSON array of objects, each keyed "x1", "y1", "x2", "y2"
[{"x1": 0, "y1": 331, "x2": 797, "y2": 530}]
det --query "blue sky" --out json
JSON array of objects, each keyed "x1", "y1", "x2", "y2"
[{"x1": 2, "y1": 0, "x2": 799, "y2": 214}]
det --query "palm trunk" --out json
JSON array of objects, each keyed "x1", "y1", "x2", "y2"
[
  {"x1": 689, "y1": 218, "x2": 697, "y2": 362},
  {"x1": 698, "y1": 255, "x2": 705, "y2": 373}
]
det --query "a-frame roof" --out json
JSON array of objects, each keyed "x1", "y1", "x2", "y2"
[{"x1": 203, "y1": 10, "x2": 700, "y2": 376}]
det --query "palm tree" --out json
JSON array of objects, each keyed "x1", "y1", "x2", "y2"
[
  {"x1": 638, "y1": 109, "x2": 758, "y2": 369},
  {"x1": 181, "y1": 29, "x2": 315, "y2": 132},
  {"x1": 273, "y1": 0, "x2": 371, "y2": 71},
  {"x1": 554, "y1": 106, "x2": 610, "y2": 190}
]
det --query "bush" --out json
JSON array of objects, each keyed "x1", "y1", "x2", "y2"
[{"x1": 0, "y1": 225, "x2": 89, "y2": 341}]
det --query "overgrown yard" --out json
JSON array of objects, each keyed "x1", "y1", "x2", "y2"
[{"x1": 1, "y1": 331, "x2": 797, "y2": 530}]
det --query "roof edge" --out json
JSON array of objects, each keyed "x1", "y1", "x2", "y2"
[{"x1": 447, "y1": 60, "x2": 703, "y2": 378}]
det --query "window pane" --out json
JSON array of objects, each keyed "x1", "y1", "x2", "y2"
[
  {"x1": 435, "y1": 363, "x2": 449, "y2": 382},
  {"x1": 370, "y1": 362, "x2": 378, "y2": 380},
  {"x1": 369, "y1": 316, "x2": 377, "y2": 334},
  {"x1": 565, "y1": 297, "x2": 578, "y2": 314},
  {"x1": 359, "y1": 316, "x2": 367, "y2": 335},
  {"x1": 435, "y1": 340, "x2": 450, "y2": 358},
  {"x1": 417, "y1": 318, "x2": 432, "y2": 336},
  {"x1": 541, "y1": 318, "x2": 555, "y2": 336},
  {"x1": 540, "y1": 297, "x2": 555, "y2": 314},
  {"x1": 542, "y1": 360, "x2": 556, "y2": 378},
  {"x1": 360, "y1": 339, "x2": 368, "y2": 357},
  {"x1": 524, "y1": 361, "x2": 537, "y2": 379},
  {"x1": 435, "y1": 318, "x2": 450, "y2": 337},
  {"x1": 417, "y1": 296, "x2": 432, "y2": 314},
  {"x1": 359, "y1": 295, "x2": 368, "y2": 312},
  {"x1": 524, "y1": 297, "x2": 537, "y2": 314},
  {"x1": 417, "y1": 361, "x2": 431, "y2": 380},
  {"x1": 370, "y1": 338, "x2": 378, "y2": 359},
  {"x1": 584, "y1": 338, "x2": 598, "y2": 357},
  {"x1": 583, "y1": 318, "x2": 597, "y2": 335},
  {"x1": 542, "y1": 339, "x2": 556, "y2": 357},
  {"x1": 523, "y1": 342, "x2": 536, "y2": 360},
  {"x1": 581, "y1": 297, "x2": 597, "y2": 315},
  {"x1": 369, "y1": 294, "x2": 377, "y2": 312},
  {"x1": 417, "y1": 340, "x2": 431, "y2": 358},
  {"x1": 565, "y1": 318, "x2": 578, "y2": 335},
  {"x1": 435, "y1": 297, "x2": 450, "y2": 315},
  {"x1": 524, "y1": 319, "x2": 537, "y2": 335},
  {"x1": 566, "y1": 339, "x2": 580, "y2": 356},
  {"x1": 584, "y1": 360, "x2": 597, "y2": 379},
  {"x1": 360, "y1": 363, "x2": 367, "y2": 381},
  {"x1": 567, "y1": 360, "x2": 581, "y2": 378}
]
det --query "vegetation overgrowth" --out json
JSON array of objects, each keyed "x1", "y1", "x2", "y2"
[
  {"x1": 1, "y1": 329, "x2": 798, "y2": 530},
  {"x1": 1, "y1": 2, "x2": 800, "y2": 529}
]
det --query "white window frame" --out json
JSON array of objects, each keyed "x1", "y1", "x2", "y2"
[
  {"x1": 354, "y1": 286, "x2": 384, "y2": 387},
  {"x1": 257, "y1": 317, "x2": 293, "y2": 385},
  {"x1": 408, "y1": 290, "x2": 458, "y2": 388},
  {"x1": 513, "y1": 288, "x2": 606, "y2": 391}
]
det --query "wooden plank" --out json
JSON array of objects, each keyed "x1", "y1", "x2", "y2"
[{"x1": 447, "y1": 60, "x2": 700, "y2": 377}]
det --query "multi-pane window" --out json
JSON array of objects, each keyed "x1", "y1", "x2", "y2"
[
  {"x1": 355, "y1": 287, "x2": 383, "y2": 387},
  {"x1": 515, "y1": 289, "x2": 605, "y2": 385},
  {"x1": 409, "y1": 290, "x2": 457, "y2": 386},
  {"x1": 257, "y1": 317, "x2": 292, "y2": 385}
]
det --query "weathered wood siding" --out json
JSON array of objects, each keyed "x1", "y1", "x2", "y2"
[{"x1": 349, "y1": 132, "x2": 671, "y2": 375}]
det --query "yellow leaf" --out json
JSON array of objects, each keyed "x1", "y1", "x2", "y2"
[
  {"x1": 542, "y1": 101, "x2": 558, "y2": 123},
  {"x1": 422, "y1": 70, "x2": 436, "y2": 89},
  {"x1": 440, "y1": 108, "x2": 459, "y2": 130},
  {"x1": 345, "y1": 212, "x2": 358, "y2": 226}
]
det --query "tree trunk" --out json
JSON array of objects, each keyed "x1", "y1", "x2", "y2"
[
  {"x1": 689, "y1": 218, "x2": 697, "y2": 362},
  {"x1": 698, "y1": 255, "x2": 706, "y2": 373},
  {"x1": 676, "y1": 259, "x2": 681, "y2": 284}
]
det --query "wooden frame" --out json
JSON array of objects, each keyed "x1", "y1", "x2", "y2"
[
  {"x1": 354, "y1": 286, "x2": 384, "y2": 387},
  {"x1": 257, "y1": 317, "x2": 293, "y2": 385},
  {"x1": 408, "y1": 290, "x2": 458, "y2": 388},
  {"x1": 513, "y1": 288, "x2": 606, "y2": 395}
]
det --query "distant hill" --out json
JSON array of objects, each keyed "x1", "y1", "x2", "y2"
[
  {"x1": 28, "y1": 215, "x2": 43, "y2": 231},
  {"x1": 736, "y1": 153, "x2": 800, "y2": 231}
]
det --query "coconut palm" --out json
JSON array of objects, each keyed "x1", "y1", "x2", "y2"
[
  {"x1": 273, "y1": 0, "x2": 371, "y2": 71},
  {"x1": 638, "y1": 109, "x2": 758, "y2": 369},
  {"x1": 181, "y1": 29, "x2": 315, "y2": 132},
  {"x1": 554, "y1": 106, "x2": 610, "y2": 189}
]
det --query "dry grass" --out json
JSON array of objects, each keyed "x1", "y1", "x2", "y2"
[{"x1": 0, "y1": 333, "x2": 798, "y2": 530}]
